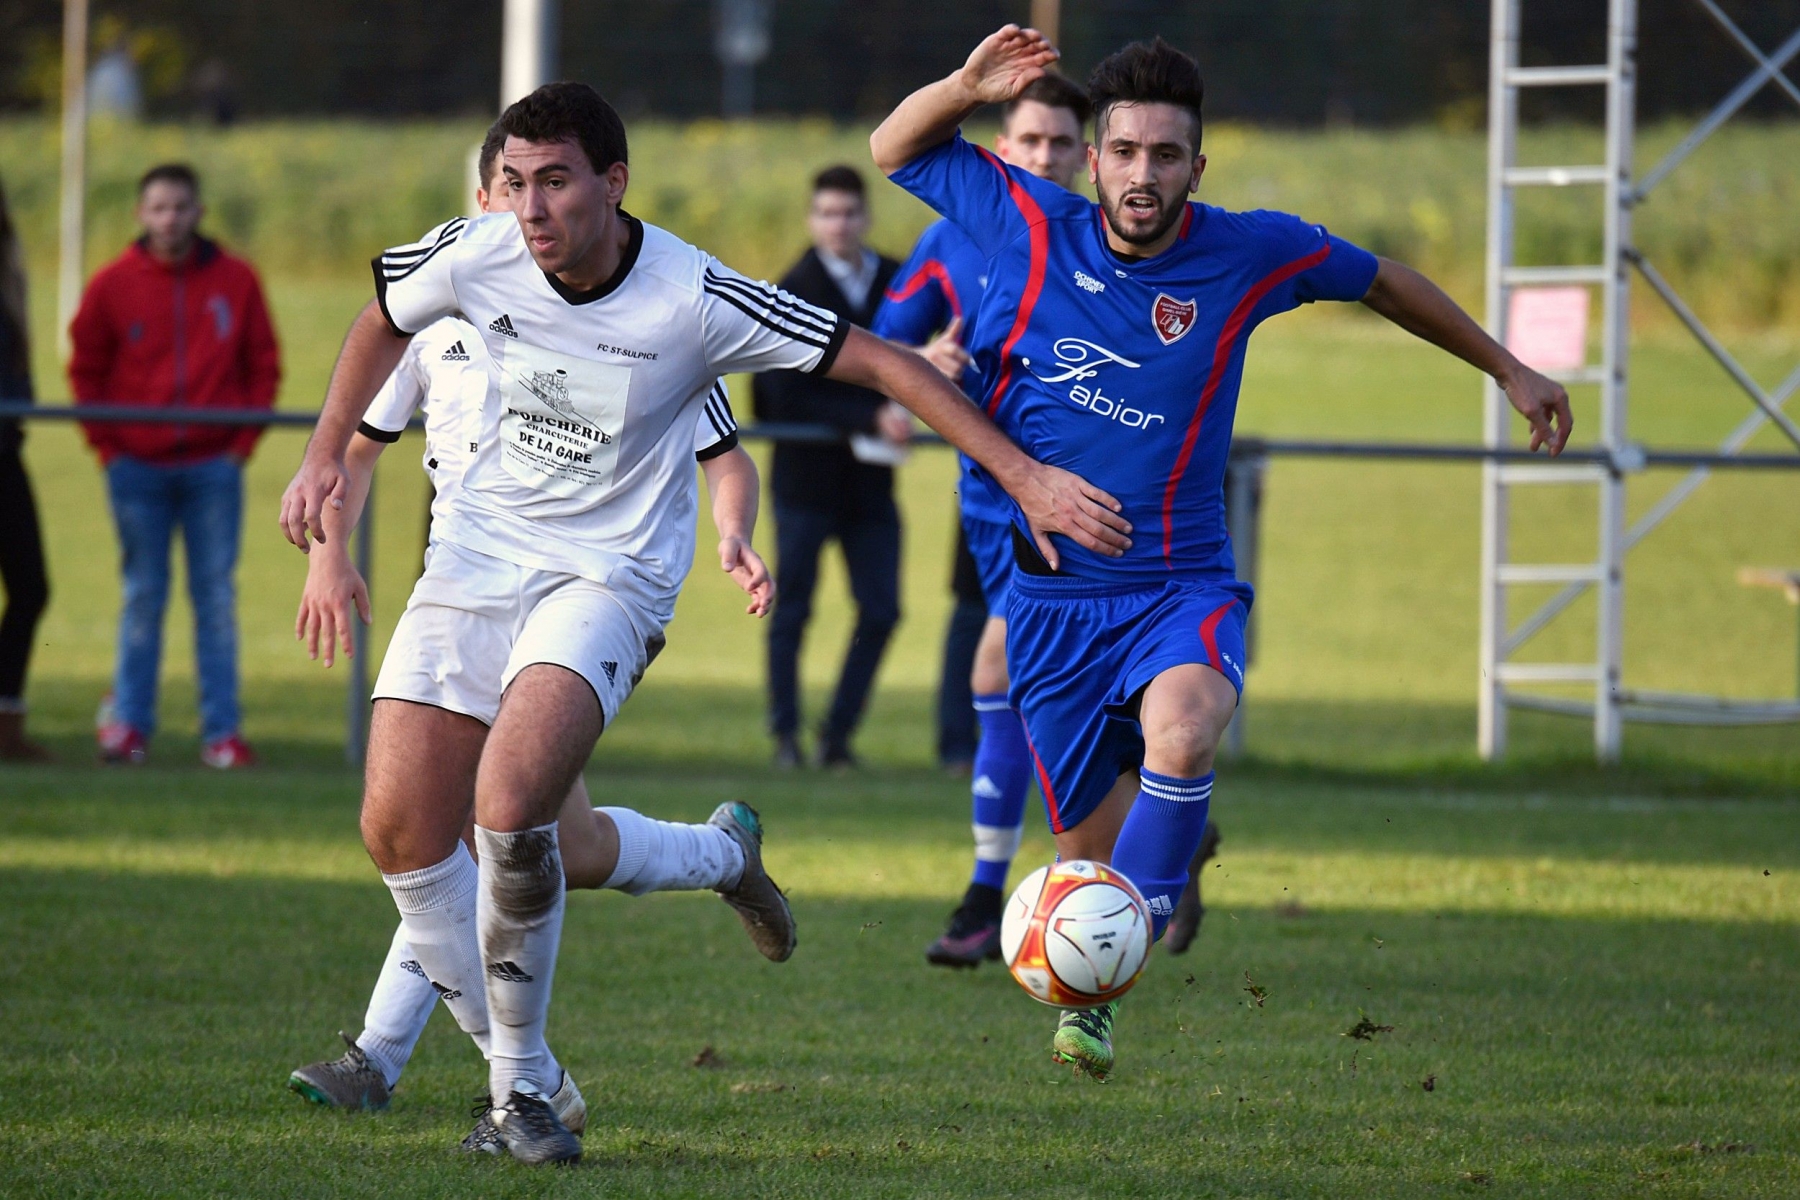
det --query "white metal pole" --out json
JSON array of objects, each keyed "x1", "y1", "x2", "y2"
[
  {"x1": 56, "y1": 0, "x2": 89, "y2": 361},
  {"x1": 1594, "y1": 0, "x2": 1638, "y2": 762},
  {"x1": 501, "y1": 0, "x2": 559, "y2": 110},
  {"x1": 1477, "y1": 0, "x2": 1519, "y2": 760}
]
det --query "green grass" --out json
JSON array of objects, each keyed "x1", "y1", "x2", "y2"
[
  {"x1": 2, "y1": 115, "x2": 1797, "y2": 1194},
  {"x1": 3, "y1": 116, "x2": 1798, "y2": 325},
  {"x1": 3, "y1": 751, "x2": 1798, "y2": 1198}
]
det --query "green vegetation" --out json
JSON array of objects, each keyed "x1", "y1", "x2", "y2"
[
  {"x1": 2, "y1": 117, "x2": 1798, "y2": 324},
  {"x1": 0, "y1": 116, "x2": 1795, "y2": 1195}
]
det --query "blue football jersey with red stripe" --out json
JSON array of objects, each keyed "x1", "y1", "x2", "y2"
[
  {"x1": 872, "y1": 218, "x2": 1012, "y2": 527},
  {"x1": 891, "y1": 133, "x2": 1379, "y2": 584}
]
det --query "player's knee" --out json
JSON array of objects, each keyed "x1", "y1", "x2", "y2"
[
  {"x1": 1144, "y1": 716, "x2": 1221, "y2": 778},
  {"x1": 359, "y1": 800, "x2": 414, "y2": 874},
  {"x1": 971, "y1": 632, "x2": 1009, "y2": 694}
]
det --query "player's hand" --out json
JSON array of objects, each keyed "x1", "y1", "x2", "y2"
[
  {"x1": 921, "y1": 317, "x2": 971, "y2": 381},
  {"x1": 295, "y1": 549, "x2": 371, "y2": 667},
  {"x1": 720, "y1": 537, "x2": 775, "y2": 617},
  {"x1": 1011, "y1": 463, "x2": 1131, "y2": 569},
  {"x1": 959, "y1": 25, "x2": 1059, "y2": 105},
  {"x1": 876, "y1": 400, "x2": 914, "y2": 445},
  {"x1": 279, "y1": 451, "x2": 349, "y2": 551},
  {"x1": 1500, "y1": 364, "x2": 1573, "y2": 455}
]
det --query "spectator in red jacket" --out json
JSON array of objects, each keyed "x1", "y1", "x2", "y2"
[{"x1": 69, "y1": 162, "x2": 280, "y2": 767}]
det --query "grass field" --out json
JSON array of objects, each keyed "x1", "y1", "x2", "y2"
[
  {"x1": 4, "y1": 757, "x2": 1798, "y2": 1197},
  {"x1": 2, "y1": 116, "x2": 1797, "y2": 1195}
]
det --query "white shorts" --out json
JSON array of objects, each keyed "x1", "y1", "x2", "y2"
[{"x1": 373, "y1": 540, "x2": 667, "y2": 727}]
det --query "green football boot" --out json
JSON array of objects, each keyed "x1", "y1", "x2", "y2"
[{"x1": 1051, "y1": 1000, "x2": 1120, "y2": 1081}]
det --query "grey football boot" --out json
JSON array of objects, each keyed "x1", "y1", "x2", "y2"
[
  {"x1": 287, "y1": 1032, "x2": 391, "y2": 1111},
  {"x1": 463, "y1": 1070, "x2": 586, "y2": 1154},
  {"x1": 708, "y1": 801, "x2": 798, "y2": 962}
]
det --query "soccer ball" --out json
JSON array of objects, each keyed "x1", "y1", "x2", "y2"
[{"x1": 1000, "y1": 860, "x2": 1152, "y2": 1008}]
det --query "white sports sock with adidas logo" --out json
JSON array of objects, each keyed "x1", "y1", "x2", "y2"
[
  {"x1": 355, "y1": 923, "x2": 440, "y2": 1089},
  {"x1": 475, "y1": 822, "x2": 566, "y2": 1100},
  {"x1": 598, "y1": 806, "x2": 745, "y2": 895},
  {"x1": 382, "y1": 843, "x2": 492, "y2": 1060}
]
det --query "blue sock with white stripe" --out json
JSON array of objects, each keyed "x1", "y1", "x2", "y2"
[
  {"x1": 1111, "y1": 769, "x2": 1214, "y2": 942},
  {"x1": 969, "y1": 694, "x2": 1031, "y2": 892}
]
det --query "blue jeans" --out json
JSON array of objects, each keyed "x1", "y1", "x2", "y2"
[{"x1": 105, "y1": 455, "x2": 243, "y2": 740}]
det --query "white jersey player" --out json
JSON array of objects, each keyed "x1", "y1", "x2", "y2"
[
  {"x1": 286, "y1": 134, "x2": 772, "y2": 1140},
  {"x1": 279, "y1": 83, "x2": 1128, "y2": 1165}
]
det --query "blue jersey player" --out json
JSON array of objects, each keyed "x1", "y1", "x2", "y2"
[
  {"x1": 876, "y1": 74, "x2": 1208, "y2": 971},
  {"x1": 873, "y1": 26, "x2": 1572, "y2": 1080}
]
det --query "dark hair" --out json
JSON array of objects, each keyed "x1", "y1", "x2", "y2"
[
  {"x1": 498, "y1": 82, "x2": 629, "y2": 174},
  {"x1": 138, "y1": 162, "x2": 200, "y2": 197},
  {"x1": 1087, "y1": 37, "x2": 1204, "y2": 152},
  {"x1": 477, "y1": 118, "x2": 507, "y2": 190},
  {"x1": 811, "y1": 164, "x2": 865, "y2": 198},
  {"x1": 1002, "y1": 73, "x2": 1092, "y2": 131}
]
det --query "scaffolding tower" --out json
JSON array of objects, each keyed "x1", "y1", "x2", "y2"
[{"x1": 1479, "y1": 0, "x2": 1800, "y2": 761}]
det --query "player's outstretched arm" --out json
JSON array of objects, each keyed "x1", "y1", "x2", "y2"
[
  {"x1": 870, "y1": 24, "x2": 1059, "y2": 175},
  {"x1": 279, "y1": 299, "x2": 413, "y2": 551},
  {"x1": 700, "y1": 446, "x2": 775, "y2": 618},
  {"x1": 294, "y1": 433, "x2": 381, "y2": 666},
  {"x1": 827, "y1": 327, "x2": 1130, "y2": 568},
  {"x1": 1362, "y1": 257, "x2": 1573, "y2": 455}
]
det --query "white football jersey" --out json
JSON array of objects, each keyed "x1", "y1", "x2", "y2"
[
  {"x1": 358, "y1": 319, "x2": 486, "y2": 529},
  {"x1": 373, "y1": 210, "x2": 842, "y2": 613},
  {"x1": 358, "y1": 317, "x2": 740, "y2": 535}
]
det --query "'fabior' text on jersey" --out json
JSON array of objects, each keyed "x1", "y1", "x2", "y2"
[{"x1": 890, "y1": 134, "x2": 1379, "y2": 585}]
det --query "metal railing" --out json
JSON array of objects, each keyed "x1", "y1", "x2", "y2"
[{"x1": 6, "y1": 399, "x2": 1798, "y2": 761}]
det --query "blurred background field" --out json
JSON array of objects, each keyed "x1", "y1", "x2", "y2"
[
  {"x1": 2, "y1": 115, "x2": 1796, "y2": 782},
  {"x1": 4, "y1": 116, "x2": 1800, "y2": 326}
]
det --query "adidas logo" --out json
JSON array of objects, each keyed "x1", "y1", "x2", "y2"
[
  {"x1": 600, "y1": 661, "x2": 618, "y2": 683},
  {"x1": 430, "y1": 980, "x2": 463, "y2": 1002},
  {"x1": 400, "y1": 959, "x2": 427, "y2": 979},
  {"x1": 1146, "y1": 895, "x2": 1174, "y2": 917},
  {"x1": 441, "y1": 340, "x2": 471, "y2": 361},
  {"x1": 489, "y1": 314, "x2": 518, "y2": 338},
  {"x1": 487, "y1": 960, "x2": 534, "y2": 983},
  {"x1": 972, "y1": 775, "x2": 1002, "y2": 800}
]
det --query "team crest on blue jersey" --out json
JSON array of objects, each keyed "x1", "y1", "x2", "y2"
[{"x1": 1152, "y1": 294, "x2": 1198, "y2": 345}]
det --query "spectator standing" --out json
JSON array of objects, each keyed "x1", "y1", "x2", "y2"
[
  {"x1": 753, "y1": 165, "x2": 906, "y2": 768},
  {"x1": 0, "y1": 175, "x2": 51, "y2": 762},
  {"x1": 70, "y1": 163, "x2": 280, "y2": 767}
]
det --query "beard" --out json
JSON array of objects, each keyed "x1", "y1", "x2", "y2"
[{"x1": 1096, "y1": 180, "x2": 1185, "y2": 249}]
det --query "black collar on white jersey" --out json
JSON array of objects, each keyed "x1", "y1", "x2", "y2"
[{"x1": 541, "y1": 210, "x2": 645, "y2": 306}]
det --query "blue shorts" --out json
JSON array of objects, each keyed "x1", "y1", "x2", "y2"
[
  {"x1": 963, "y1": 515, "x2": 1015, "y2": 620},
  {"x1": 1005, "y1": 573, "x2": 1252, "y2": 833}
]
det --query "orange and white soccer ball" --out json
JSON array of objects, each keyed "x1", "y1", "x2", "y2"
[{"x1": 1000, "y1": 860, "x2": 1152, "y2": 1008}]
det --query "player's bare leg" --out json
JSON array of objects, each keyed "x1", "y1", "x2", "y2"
[
  {"x1": 358, "y1": 700, "x2": 501, "y2": 1082},
  {"x1": 471, "y1": 663, "x2": 598, "y2": 1165},
  {"x1": 1049, "y1": 664, "x2": 1235, "y2": 1080}
]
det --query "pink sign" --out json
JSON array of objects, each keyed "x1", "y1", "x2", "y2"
[{"x1": 1506, "y1": 287, "x2": 1590, "y2": 373}]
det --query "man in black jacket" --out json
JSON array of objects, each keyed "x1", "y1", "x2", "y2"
[{"x1": 754, "y1": 165, "x2": 909, "y2": 768}]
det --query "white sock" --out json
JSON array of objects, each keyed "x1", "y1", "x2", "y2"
[
  {"x1": 598, "y1": 807, "x2": 745, "y2": 896},
  {"x1": 355, "y1": 923, "x2": 439, "y2": 1089},
  {"x1": 382, "y1": 843, "x2": 491, "y2": 1059},
  {"x1": 476, "y1": 823, "x2": 566, "y2": 1099}
]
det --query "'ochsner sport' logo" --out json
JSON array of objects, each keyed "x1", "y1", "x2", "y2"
[{"x1": 1023, "y1": 338, "x2": 1165, "y2": 429}]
